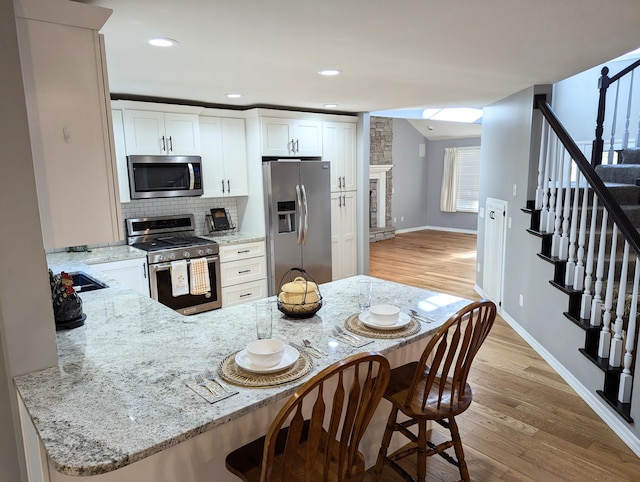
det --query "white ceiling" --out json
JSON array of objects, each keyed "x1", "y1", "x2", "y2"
[{"x1": 81, "y1": 0, "x2": 640, "y2": 139}]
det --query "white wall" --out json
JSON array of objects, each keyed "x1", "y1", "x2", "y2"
[{"x1": 1, "y1": 1, "x2": 60, "y2": 479}]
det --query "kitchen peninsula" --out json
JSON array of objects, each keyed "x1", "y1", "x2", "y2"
[{"x1": 16, "y1": 252, "x2": 470, "y2": 482}]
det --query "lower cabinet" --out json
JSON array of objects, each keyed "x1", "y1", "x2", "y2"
[
  {"x1": 331, "y1": 191, "x2": 357, "y2": 280},
  {"x1": 220, "y1": 241, "x2": 267, "y2": 307},
  {"x1": 92, "y1": 258, "x2": 150, "y2": 296}
]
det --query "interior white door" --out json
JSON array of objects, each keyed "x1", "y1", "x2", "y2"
[{"x1": 483, "y1": 198, "x2": 507, "y2": 307}]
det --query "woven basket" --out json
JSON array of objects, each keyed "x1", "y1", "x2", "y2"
[{"x1": 277, "y1": 268, "x2": 322, "y2": 318}]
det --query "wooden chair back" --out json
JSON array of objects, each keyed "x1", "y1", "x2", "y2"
[
  {"x1": 406, "y1": 300, "x2": 496, "y2": 411},
  {"x1": 260, "y1": 352, "x2": 391, "y2": 482}
]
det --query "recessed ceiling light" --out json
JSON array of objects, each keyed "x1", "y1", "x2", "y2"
[
  {"x1": 324, "y1": 103, "x2": 338, "y2": 108},
  {"x1": 225, "y1": 93, "x2": 242, "y2": 99},
  {"x1": 148, "y1": 38, "x2": 178, "y2": 47},
  {"x1": 318, "y1": 69, "x2": 342, "y2": 76}
]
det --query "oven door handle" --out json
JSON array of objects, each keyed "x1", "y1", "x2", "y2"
[{"x1": 150, "y1": 256, "x2": 219, "y2": 272}]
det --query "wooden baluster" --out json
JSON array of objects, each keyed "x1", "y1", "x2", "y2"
[
  {"x1": 576, "y1": 194, "x2": 598, "y2": 318},
  {"x1": 608, "y1": 81, "x2": 620, "y2": 163},
  {"x1": 591, "y1": 208, "x2": 608, "y2": 326},
  {"x1": 551, "y1": 146, "x2": 564, "y2": 257},
  {"x1": 545, "y1": 136, "x2": 558, "y2": 234},
  {"x1": 610, "y1": 241, "x2": 629, "y2": 367},
  {"x1": 536, "y1": 120, "x2": 549, "y2": 212},
  {"x1": 598, "y1": 223, "x2": 618, "y2": 359},
  {"x1": 622, "y1": 71, "x2": 634, "y2": 150},
  {"x1": 559, "y1": 153, "x2": 572, "y2": 261},
  {"x1": 574, "y1": 175, "x2": 589, "y2": 291},
  {"x1": 565, "y1": 171, "x2": 580, "y2": 285},
  {"x1": 618, "y1": 256, "x2": 639, "y2": 403}
]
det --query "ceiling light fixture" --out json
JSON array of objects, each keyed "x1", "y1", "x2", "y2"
[
  {"x1": 318, "y1": 69, "x2": 342, "y2": 76},
  {"x1": 225, "y1": 93, "x2": 242, "y2": 99},
  {"x1": 148, "y1": 38, "x2": 178, "y2": 47},
  {"x1": 422, "y1": 107, "x2": 482, "y2": 123},
  {"x1": 324, "y1": 103, "x2": 338, "y2": 108}
]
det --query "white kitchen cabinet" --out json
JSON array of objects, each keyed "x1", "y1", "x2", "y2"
[
  {"x1": 200, "y1": 117, "x2": 248, "y2": 197},
  {"x1": 123, "y1": 110, "x2": 201, "y2": 155},
  {"x1": 261, "y1": 117, "x2": 322, "y2": 157},
  {"x1": 219, "y1": 241, "x2": 267, "y2": 307},
  {"x1": 323, "y1": 121, "x2": 357, "y2": 192},
  {"x1": 331, "y1": 191, "x2": 357, "y2": 280},
  {"x1": 16, "y1": 7, "x2": 123, "y2": 250},
  {"x1": 91, "y1": 258, "x2": 150, "y2": 296},
  {"x1": 111, "y1": 109, "x2": 131, "y2": 203}
]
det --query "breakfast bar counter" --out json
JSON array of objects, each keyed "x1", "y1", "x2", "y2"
[{"x1": 15, "y1": 273, "x2": 470, "y2": 481}]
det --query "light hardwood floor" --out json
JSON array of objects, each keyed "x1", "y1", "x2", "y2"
[{"x1": 366, "y1": 229, "x2": 640, "y2": 481}]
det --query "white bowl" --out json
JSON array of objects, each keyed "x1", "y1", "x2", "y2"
[
  {"x1": 246, "y1": 339, "x2": 286, "y2": 368},
  {"x1": 368, "y1": 304, "x2": 400, "y2": 326}
]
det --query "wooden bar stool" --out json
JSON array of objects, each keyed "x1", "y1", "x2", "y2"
[
  {"x1": 373, "y1": 300, "x2": 497, "y2": 482},
  {"x1": 225, "y1": 351, "x2": 391, "y2": 482}
]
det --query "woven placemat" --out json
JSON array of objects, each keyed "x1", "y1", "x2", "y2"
[
  {"x1": 219, "y1": 350, "x2": 313, "y2": 388},
  {"x1": 344, "y1": 313, "x2": 420, "y2": 339}
]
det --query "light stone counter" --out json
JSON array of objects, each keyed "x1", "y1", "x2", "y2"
[
  {"x1": 201, "y1": 231, "x2": 264, "y2": 245},
  {"x1": 14, "y1": 274, "x2": 470, "y2": 479}
]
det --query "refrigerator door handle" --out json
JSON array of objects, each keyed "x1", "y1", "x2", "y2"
[
  {"x1": 295, "y1": 184, "x2": 303, "y2": 246},
  {"x1": 301, "y1": 183, "x2": 309, "y2": 245}
]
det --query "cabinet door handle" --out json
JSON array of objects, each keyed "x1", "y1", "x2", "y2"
[
  {"x1": 168, "y1": 136, "x2": 173, "y2": 152},
  {"x1": 338, "y1": 196, "x2": 342, "y2": 207},
  {"x1": 237, "y1": 249, "x2": 250, "y2": 254},
  {"x1": 342, "y1": 195, "x2": 346, "y2": 206},
  {"x1": 161, "y1": 136, "x2": 166, "y2": 152},
  {"x1": 239, "y1": 292, "x2": 253, "y2": 298},
  {"x1": 221, "y1": 180, "x2": 225, "y2": 193},
  {"x1": 227, "y1": 180, "x2": 230, "y2": 193},
  {"x1": 342, "y1": 176, "x2": 346, "y2": 187},
  {"x1": 238, "y1": 269, "x2": 251, "y2": 274},
  {"x1": 142, "y1": 263, "x2": 147, "y2": 279},
  {"x1": 295, "y1": 139, "x2": 299, "y2": 153},
  {"x1": 289, "y1": 139, "x2": 294, "y2": 154}
]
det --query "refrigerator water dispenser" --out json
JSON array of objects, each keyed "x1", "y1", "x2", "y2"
[{"x1": 277, "y1": 201, "x2": 296, "y2": 233}]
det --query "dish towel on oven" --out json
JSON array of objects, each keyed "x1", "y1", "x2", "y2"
[
  {"x1": 190, "y1": 257, "x2": 211, "y2": 295},
  {"x1": 170, "y1": 260, "x2": 189, "y2": 297}
]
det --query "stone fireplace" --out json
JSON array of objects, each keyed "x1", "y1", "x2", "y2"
[{"x1": 369, "y1": 117, "x2": 396, "y2": 242}]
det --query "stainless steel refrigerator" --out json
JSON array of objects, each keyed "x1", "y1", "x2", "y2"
[{"x1": 263, "y1": 160, "x2": 332, "y2": 295}]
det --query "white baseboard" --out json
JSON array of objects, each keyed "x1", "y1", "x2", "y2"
[
  {"x1": 395, "y1": 225, "x2": 477, "y2": 235},
  {"x1": 498, "y1": 308, "x2": 640, "y2": 457}
]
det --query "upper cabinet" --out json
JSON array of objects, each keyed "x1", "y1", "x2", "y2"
[
  {"x1": 261, "y1": 118, "x2": 322, "y2": 157},
  {"x1": 123, "y1": 110, "x2": 201, "y2": 155},
  {"x1": 111, "y1": 109, "x2": 131, "y2": 203},
  {"x1": 323, "y1": 121, "x2": 357, "y2": 192},
  {"x1": 200, "y1": 116, "x2": 248, "y2": 197},
  {"x1": 16, "y1": 1, "x2": 123, "y2": 249}
]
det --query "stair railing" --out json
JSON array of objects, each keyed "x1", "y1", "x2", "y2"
[
  {"x1": 534, "y1": 95, "x2": 640, "y2": 419},
  {"x1": 592, "y1": 59, "x2": 640, "y2": 166}
]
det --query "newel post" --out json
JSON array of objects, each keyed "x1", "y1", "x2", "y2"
[{"x1": 592, "y1": 66, "x2": 610, "y2": 166}]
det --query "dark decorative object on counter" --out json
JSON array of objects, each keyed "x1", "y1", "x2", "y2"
[{"x1": 49, "y1": 270, "x2": 85, "y2": 330}]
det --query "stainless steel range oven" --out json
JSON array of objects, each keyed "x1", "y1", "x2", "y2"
[{"x1": 126, "y1": 214, "x2": 221, "y2": 315}]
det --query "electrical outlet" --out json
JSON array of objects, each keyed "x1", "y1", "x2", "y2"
[
  {"x1": 477, "y1": 263, "x2": 481, "y2": 272},
  {"x1": 519, "y1": 294, "x2": 524, "y2": 307},
  {"x1": 401, "y1": 216, "x2": 404, "y2": 222},
  {"x1": 393, "y1": 217, "x2": 396, "y2": 223},
  {"x1": 512, "y1": 184, "x2": 517, "y2": 196}
]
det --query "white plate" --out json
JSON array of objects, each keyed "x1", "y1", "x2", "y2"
[
  {"x1": 359, "y1": 311, "x2": 411, "y2": 331},
  {"x1": 235, "y1": 345, "x2": 300, "y2": 374}
]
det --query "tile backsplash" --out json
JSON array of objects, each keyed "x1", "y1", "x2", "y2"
[{"x1": 121, "y1": 197, "x2": 238, "y2": 236}]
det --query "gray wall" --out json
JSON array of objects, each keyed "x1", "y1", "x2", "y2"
[
  {"x1": 1, "y1": 1, "x2": 60, "y2": 479},
  {"x1": 425, "y1": 137, "x2": 481, "y2": 232},
  {"x1": 390, "y1": 119, "x2": 481, "y2": 232},
  {"x1": 390, "y1": 119, "x2": 429, "y2": 230}
]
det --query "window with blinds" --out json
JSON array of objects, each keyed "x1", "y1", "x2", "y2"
[{"x1": 455, "y1": 146, "x2": 481, "y2": 213}]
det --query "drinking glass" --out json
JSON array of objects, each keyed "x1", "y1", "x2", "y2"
[
  {"x1": 358, "y1": 280, "x2": 372, "y2": 311},
  {"x1": 256, "y1": 301, "x2": 273, "y2": 339}
]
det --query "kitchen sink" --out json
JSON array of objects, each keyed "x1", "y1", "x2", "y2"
[{"x1": 69, "y1": 271, "x2": 108, "y2": 292}]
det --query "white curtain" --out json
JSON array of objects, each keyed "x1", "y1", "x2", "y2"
[{"x1": 440, "y1": 147, "x2": 459, "y2": 212}]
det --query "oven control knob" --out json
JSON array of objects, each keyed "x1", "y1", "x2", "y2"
[
  {"x1": 197, "y1": 249, "x2": 205, "y2": 256},
  {"x1": 168, "y1": 253, "x2": 176, "y2": 260},
  {"x1": 206, "y1": 248, "x2": 213, "y2": 255},
  {"x1": 158, "y1": 255, "x2": 166, "y2": 262},
  {"x1": 183, "y1": 251, "x2": 191, "y2": 258}
]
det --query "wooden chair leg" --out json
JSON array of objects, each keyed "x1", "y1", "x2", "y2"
[
  {"x1": 373, "y1": 405, "x2": 399, "y2": 481},
  {"x1": 448, "y1": 416, "x2": 470, "y2": 482},
  {"x1": 416, "y1": 419, "x2": 427, "y2": 482}
]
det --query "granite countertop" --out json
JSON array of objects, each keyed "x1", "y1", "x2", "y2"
[{"x1": 14, "y1": 273, "x2": 470, "y2": 477}]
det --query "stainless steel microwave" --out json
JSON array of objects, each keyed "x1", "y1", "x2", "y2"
[{"x1": 127, "y1": 155, "x2": 203, "y2": 199}]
